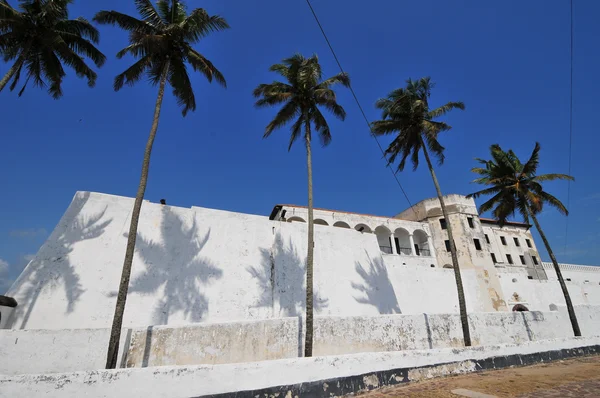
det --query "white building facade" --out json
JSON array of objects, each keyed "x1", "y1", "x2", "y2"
[{"x1": 1, "y1": 191, "x2": 599, "y2": 332}]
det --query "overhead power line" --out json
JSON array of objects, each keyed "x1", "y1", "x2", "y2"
[
  {"x1": 564, "y1": 0, "x2": 574, "y2": 257},
  {"x1": 304, "y1": 0, "x2": 416, "y2": 216}
]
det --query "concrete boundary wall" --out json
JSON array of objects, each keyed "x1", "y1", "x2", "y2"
[
  {"x1": 0, "y1": 328, "x2": 130, "y2": 376},
  {"x1": 1, "y1": 337, "x2": 599, "y2": 398},
  {"x1": 199, "y1": 345, "x2": 600, "y2": 398},
  {"x1": 2, "y1": 306, "x2": 599, "y2": 375}
]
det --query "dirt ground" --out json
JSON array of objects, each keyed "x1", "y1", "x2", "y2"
[{"x1": 356, "y1": 355, "x2": 600, "y2": 397}]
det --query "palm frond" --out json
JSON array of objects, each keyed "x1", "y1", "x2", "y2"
[
  {"x1": 53, "y1": 38, "x2": 97, "y2": 87},
  {"x1": 264, "y1": 100, "x2": 299, "y2": 138},
  {"x1": 533, "y1": 173, "x2": 574, "y2": 182},
  {"x1": 185, "y1": 48, "x2": 226, "y2": 87},
  {"x1": 428, "y1": 101, "x2": 465, "y2": 118},
  {"x1": 316, "y1": 72, "x2": 350, "y2": 89},
  {"x1": 93, "y1": 11, "x2": 154, "y2": 34},
  {"x1": 55, "y1": 17, "x2": 100, "y2": 43},
  {"x1": 114, "y1": 55, "x2": 152, "y2": 90},
  {"x1": 40, "y1": 48, "x2": 66, "y2": 99},
  {"x1": 168, "y1": 58, "x2": 196, "y2": 116},
  {"x1": 467, "y1": 186, "x2": 502, "y2": 199},
  {"x1": 134, "y1": 0, "x2": 164, "y2": 27},
  {"x1": 181, "y1": 8, "x2": 229, "y2": 43},
  {"x1": 371, "y1": 119, "x2": 404, "y2": 136},
  {"x1": 312, "y1": 106, "x2": 332, "y2": 147},
  {"x1": 59, "y1": 32, "x2": 106, "y2": 67},
  {"x1": 538, "y1": 191, "x2": 569, "y2": 216},
  {"x1": 520, "y1": 142, "x2": 541, "y2": 176},
  {"x1": 287, "y1": 116, "x2": 304, "y2": 151},
  {"x1": 317, "y1": 96, "x2": 346, "y2": 121},
  {"x1": 423, "y1": 133, "x2": 445, "y2": 165}
]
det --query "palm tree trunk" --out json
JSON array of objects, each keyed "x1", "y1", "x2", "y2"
[
  {"x1": 528, "y1": 208, "x2": 581, "y2": 336},
  {"x1": 304, "y1": 122, "x2": 315, "y2": 357},
  {"x1": 105, "y1": 61, "x2": 170, "y2": 369},
  {"x1": 420, "y1": 137, "x2": 471, "y2": 346}
]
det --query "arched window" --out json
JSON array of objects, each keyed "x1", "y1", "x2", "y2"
[
  {"x1": 443, "y1": 264, "x2": 454, "y2": 269},
  {"x1": 413, "y1": 229, "x2": 430, "y2": 256},
  {"x1": 354, "y1": 223, "x2": 372, "y2": 233},
  {"x1": 287, "y1": 216, "x2": 306, "y2": 223},
  {"x1": 314, "y1": 219, "x2": 329, "y2": 226},
  {"x1": 374, "y1": 226, "x2": 392, "y2": 254},
  {"x1": 393, "y1": 228, "x2": 411, "y2": 255},
  {"x1": 333, "y1": 221, "x2": 351, "y2": 229}
]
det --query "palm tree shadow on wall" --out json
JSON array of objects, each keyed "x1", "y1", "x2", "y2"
[
  {"x1": 247, "y1": 232, "x2": 328, "y2": 317},
  {"x1": 15, "y1": 192, "x2": 113, "y2": 328},
  {"x1": 117, "y1": 206, "x2": 223, "y2": 325},
  {"x1": 352, "y1": 251, "x2": 401, "y2": 314}
]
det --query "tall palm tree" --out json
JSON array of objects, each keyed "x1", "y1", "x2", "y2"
[
  {"x1": 0, "y1": 0, "x2": 105, "y2": 98},
  {"x1": 254, "y1": 54, "x2": 349, "y2": 357},
  {"x1": 467, "y1": 142, "x2": 580, "y2": 336},
  {"x1": 371, "y1": 77, "x2": 471, "y2": 346},
  {"x1": 94, "y1": 0, "x2": 228, "y2": 369}
]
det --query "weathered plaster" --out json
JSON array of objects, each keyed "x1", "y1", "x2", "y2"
[{"x1": 2, "y1": 337, "x2": 600, "y2": 398}]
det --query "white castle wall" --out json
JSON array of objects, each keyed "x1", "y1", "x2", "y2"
[
  {"x1": 1, "y1": 306, "x2": 599, "y2": 376},
  {"x1": 498, "y1": 264, "x2": 600, "y2": 311},
  {"x1": 4, "y1": 192, "x2": 488, "y2": 330},
  {"x1": 4, "y1": 191, "x2": 600, "y2": 332}
]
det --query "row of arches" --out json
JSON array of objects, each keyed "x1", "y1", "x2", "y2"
[{"x1": 287, "y1": 217, "x2": 432, "y2": 257}]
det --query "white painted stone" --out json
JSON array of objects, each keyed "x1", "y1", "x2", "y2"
[
  {"x1": 2, "y1": 306, "x2": 599, "y2": 375},
  {"x1": 1, "y1": 336, "x2": 599, "y2": 398},
  {"x1": 4, "y1": 192, "x2": 599, "y2": 332},
  {"x1": 0, "y1": 328, "x2": 130, "y2": 375}
]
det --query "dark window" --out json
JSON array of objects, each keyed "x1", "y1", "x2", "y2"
[
  {"x1": 485, "y1": 234, "x2": 490, "y2": 244},
  {"x1": 501, "y1": 236, "x2": 507, "y2": 245},
  {"x1": 474, "y1": 239, "x2": 482, "y2": 251},
  {"x1": 440, "y1": 218, "x2": 447, "y2": 230},
  {"x1": 526, "y1": 239, "x2": 532, "y2": 248},
  {"x1": 532, "y1": 256, "x2": 539, "y2": 265},
  {"x1": 514, "y1": 237, "x2": 520, "y2": 247},
  {"x1": 507, "y1": 254, "x2": 514, "y2": 264},
  {"x1": 528, "y1": 276, "x2": 534, "y2": 280},
  {"x1": 520, "y1": 255, "x2": 526, "y2": 265},
  {"x1": 491, "y1": 253, "x2": 497, "y2": 263},
  {"x1": 467, "y1": 217, "x2": 474, "y2": 228},
  {"x1": 566, "y1": 278, "x2": 572, "y2": 282},
  {"x1": 414, "y1": 244, "x2": 420, "y2": 256},
  {"x1": 445, "y1": 240, "x2": 451, "y2": 252},
  {"x1": 394, "y1": 237, "x2": 401, "y2": 255}
]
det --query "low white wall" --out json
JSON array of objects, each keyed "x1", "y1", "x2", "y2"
[
  {"x1": 2, "y1": 336, "x2": 600, "y2": 398},
  {"x1": 0, "y1": 328, "x2": 129, "y2": 376},
  {"x1": 125, "y1": 318, "x2": 300, "y2": 368},
  {"x1": 2, "y1": 306, "x2": 598, "y2": 375}
]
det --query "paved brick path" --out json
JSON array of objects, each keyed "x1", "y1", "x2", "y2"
[
  {"x1": 355, "y1": 355, "x2": 600, "y2": 397},
  {"x1": 517, "y1": 379, "x2": 600, "y2": 397}
]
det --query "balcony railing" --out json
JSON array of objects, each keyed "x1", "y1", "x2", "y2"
[
  {"x1": 380, "y1": 246, "x2": 432, "y2": 256},
  {"x1": 379, "y1": 245, "x2": 393, "y2": 254},
  {"x1": 417, "y1": 248, "x2": 431, "y2": 257},
  {"x1": 398, "y1": 247, "x2": 412, "y2": 255}
]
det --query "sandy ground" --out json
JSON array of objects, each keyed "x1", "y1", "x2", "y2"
[{"x1": 355, "y1": 355, "x2": 600, "y2": 397}]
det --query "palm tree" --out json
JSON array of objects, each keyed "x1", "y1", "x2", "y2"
[
  {"x1": 371, "y1": 77, "x2": 471, "y2": 346},
  {"x1": 0, "y1": 0, "x2": 105, "y2": 98},
  {"x1": 94, "y1": 0, "x2": 228, "y2": 369},
  {"x1": 467, "y1": 142, "x2": 580, "y2": 337},
  {"x1": 254, "y1": 54, "x2": 349, "y2": 357}
]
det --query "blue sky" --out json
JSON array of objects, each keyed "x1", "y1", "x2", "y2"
[{"x1": 1, "y1": 0, "x2": 599, "y2": 291}]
